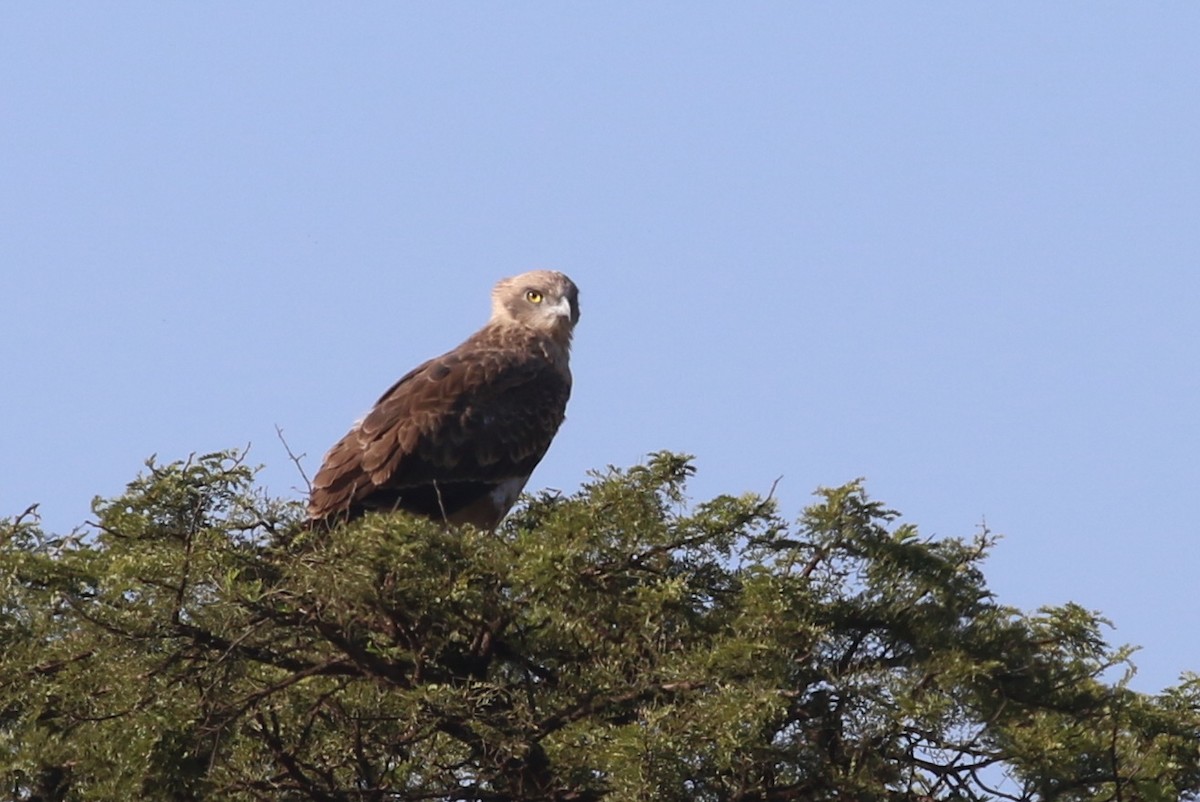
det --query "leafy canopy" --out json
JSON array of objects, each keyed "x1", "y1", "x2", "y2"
[{"x1": 1, "y1": 451, "x2": 1197, "y2": 801}]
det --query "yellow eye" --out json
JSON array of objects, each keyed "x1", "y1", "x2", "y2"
[{"x1": 525, "y1": 290, "x2": 544, "y2": 304}]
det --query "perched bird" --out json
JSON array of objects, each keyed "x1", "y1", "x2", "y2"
[{"x1": 308, "y1": 270, "x2": 580, "y2": 529}]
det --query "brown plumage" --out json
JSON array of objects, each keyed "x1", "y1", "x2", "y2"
[{"x1": 308, "y1": 270, "x2": 580, "y2": 529}]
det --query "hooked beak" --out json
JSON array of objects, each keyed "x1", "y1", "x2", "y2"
[{"x1": 548, "y1": 297, "x2": 573, "y2": 321}]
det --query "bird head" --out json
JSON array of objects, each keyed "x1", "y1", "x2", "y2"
[{"x1": 491, "y1": 270, "x2": 581, "y2": 338}]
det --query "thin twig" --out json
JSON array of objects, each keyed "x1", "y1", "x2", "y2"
[
  {"x1": 5, "y1": 503, "x2": 40, "y2": 541},
  {"x1": 433, "y1": 480, "x2": 448, "y2": 523},
  {"x1": 276, "y1": 426, "x2": 312, "y2": 494}
]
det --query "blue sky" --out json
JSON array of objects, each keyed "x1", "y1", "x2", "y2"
[{"x1": 3, "y1": 5, "x2": 1197, "y2": 693}]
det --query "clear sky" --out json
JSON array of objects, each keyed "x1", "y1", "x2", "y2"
[{"x1": 3, "y1": 5, "x2": 1197, "y2": 693}]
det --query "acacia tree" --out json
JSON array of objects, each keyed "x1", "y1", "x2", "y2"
[{"x1": 1, "y1": 451, "x2": 1197, "y2": 801}]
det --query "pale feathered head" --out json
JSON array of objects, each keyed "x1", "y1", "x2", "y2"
[{"x1": 490, "y1": 271, "x2": 581, "y2": 335}]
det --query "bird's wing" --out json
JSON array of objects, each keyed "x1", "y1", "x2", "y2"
[{"x1": 308, "y1": 342, "x2": 570, "y2": 520}]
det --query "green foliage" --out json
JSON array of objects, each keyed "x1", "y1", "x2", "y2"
[{"x1": 1, "y1": 451, "x2": 1197, "y2": 801}]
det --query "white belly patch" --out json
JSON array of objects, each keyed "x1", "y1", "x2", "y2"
[{"x1": 490, "y1": 477, "x2": 528, "y2": 514}]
